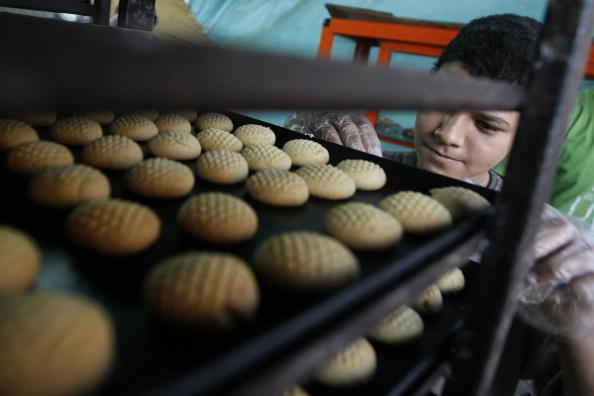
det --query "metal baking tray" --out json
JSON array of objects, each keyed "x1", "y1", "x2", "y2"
[{"x1": 0, "y1": 112, "x2": 496, "y2": 395}]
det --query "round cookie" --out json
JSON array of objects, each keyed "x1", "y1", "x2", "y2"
[
  {"x1": 109, "y1": 115, "x2": 158, "y2": 141},
  {"x1": 195, "y1": 150, "x2": 249, "y2": 184},
  {"x1": 378, "y1": 191, "x2": 452, "y2": 234},
  {"x1": 196, "y1": 112, "x2": 233, "y2": 132},
  {"x1": 323, "y1": 202, "x2": 402, "y2": 250},
  {"x1": 370, "y1": 306, "x2": 424, "y2": 344},
  {"x1": 412, "y1": 284, "x2": 443, "y2": 313},
  {"x1": 50, "y1": 117, "x2": 103, "y2": 145},
  {"x1": 196, "y1": 128, "x2": 243, "y2": 152},
  {"x1": 171, "y1": 109, "x2": 198, "y2": 122},
  {"x1": 82, "y1": 135, "x2": 143, "y2": 170},
  {"x1": 430, "y1": 186, "x2": 491, "y2": 220},
  {"x1": 0, "y1": 291, "x2": 114, "y2": 396},
  {"x1": 154, "y1": 113, "x2": 192, "y2": 133},
  {"x1": 80, "y1": 111, "x2": 115, "y2": 125},
  {"x1": 314, "y1": 338, "x2": 376, "y2": 387},
  {"x1": 246, "y1": 170, "x2": 309, "y2": 207},
  {"x1": 148, "y1": 130, "x2": 201, "y2": 160},
  {"x1": 124, "y1": 109, "x2": 159, "y2": 121},
  {"x1": 6, "y1": 141, "x2": 74, "y2": 175},
  {"x1": 66, "y1": 199, "x2": 161, "y2": 255},
  {"x1": 0, "y1": 119, "x2": 39, "y2": 150},
  {"x1": 144, "y1": 251, "x2": 259, "y2": 328},
  {"x1": 14, "y1": 111, "x2": 57, "y2": 127},
  {"x1": 436, "y1": 268, "x2": 465, "y2": 293},
  {"x1": 240, "y1": 143, "x2": 292, "y2": 171},
  {"x1": 253, "y1": 231, "x2": 359, "y2": 292},
  {"x1": 233, "y1": 124, "x2": 276, "y2": 145},
  {"x1": 177, "y1": 192, "x2": 257, "y2": 243},
  {"x1": 282, "y1": 139, "x2": 329, "y2": 166},
  {"x1": 295, "y1": 164, "x2": 355, "y2": 200},
  {"x1": 125, "y1": 158, "x2": 194, "y2": 198},
  {"x1": 336, "y1": 159, "x2": 386, "y2": 191},
  {"x1": 0, "y1": 227, "x2": 41, "y2": 295},
  {"x1": 29, "y1": 164, "x2": 110, "y2": 208}
]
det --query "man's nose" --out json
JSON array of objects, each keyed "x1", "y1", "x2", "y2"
[{"x1": 434, "y1": 113, "x2": 466, "y2": 147}]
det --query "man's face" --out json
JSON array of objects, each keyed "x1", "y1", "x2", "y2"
[{"x1": 414, "y1": 63, "x2": 520, "y2": 186}]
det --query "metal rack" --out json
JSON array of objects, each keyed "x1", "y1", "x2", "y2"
[{"x1": 0, "y1": 0, "x2": 593, "y2": 395}]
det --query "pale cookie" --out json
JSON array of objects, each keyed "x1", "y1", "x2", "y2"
[
  {"x1": 82, "y1": 135, "x2": 143, "y2": 170},
  {"x1": 378, "y1": 191, "x2": 452, "y2": 234},
  {"x1": 0, "y1": 119, "x2": 39, "y2": 150},
  {"x1": 29, "y1": 165, "x2": 110, "y2": 208},
  {"x1": 282, "y1": 139, "x2": 329, "y2": 166},
  {"x1": 171, "y1": 109, "x2": 198, "y2": 122},
  {"x1": 154, "y1": 113, "x2": 192, "y2": 133},
  {"x1": 295, "y1": 164, "x2": 355, "y2": 200},
  {"x1": 50, "y1": 117, "x2": 103, "y2": 145},
  {"x1": 276, "y1": 386, "x2": 310, "y2": 396},
  {"x1": 196, "y1": 128, "x2": 243, "y2": 152},
  {"x1": 148, "y1": 130, "x2": 201, "y2": 160},
  {"x1": 0, "y1": 291, "x2": 114, "y2": 396},
  {"x1": 436, "y1": 268, "x2": 465, "y2": 293},
  {"x1": 412, "y1": 284, "x2": 443, "y2": 313},
  {"x1": 0, "y1": 227, "x2": 41, "y2": 296},
  {"x1": 314, "y1": 338, "x2": 376, "y2": 387},
  {"x1": 254, "y1": 231, "x2": 359, "y2": 292},
  {"x1": 430, "y1": 186, "x2": 491, "y2": 220},
  {"x1": 245, "y1": 170, "x2": 309, "y2": 206},
  {"x1": 15, "y1": 111, "x2": 57, "y2": 127},
  {"x1": 195, "y1": 150, "x2": 249, "y2": 184},
  {"x1": 240, "y1": 143, "x2": 292, "y2": 171},
  {"x1": 196, "y1": 112, "x2": 233, "y2": 132},
  {"x1": 323, "y1": 202, "x2": 402, "y2": 249},
  {"x1": 233, "y1": 124, "x2": 276, "y2": 145},
  {"x1": 66, "y1": 199, "x2": 160, "y2": 255},
  {"x1": 80, "y1": 111, "x2": 115, "y2": 125},
  {"x1": 6, "y1": 141, "x2": 74, "y2": 174},
  {"x1": 336, "y1": 159, "x2": 386, "y2": 191},
  {"x1": 178, "y1": 192, "x2": 257, "y2": 243},
  {"x1": 370, "y1": 306, "x2": 423, "y2": 344},
  {"x1": 109, "y1": 115, "x2": 158, "y2": 141},
  {"x1": 124, "y1": 109, "x2": 159, "y2": 121},
  {"x1": 144, "y1": 251, "x2": 259, "y2": 328},
  {"x1": 125, "y1": 158, "x2": 194, "y2": 198}
]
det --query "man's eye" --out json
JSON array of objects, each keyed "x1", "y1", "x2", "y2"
[{"x1": 476, "y1": 120, "x2": 501, "y2": 132}]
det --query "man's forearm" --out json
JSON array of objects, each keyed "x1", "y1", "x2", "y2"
[{"x1": 560, "y1": 337, "x2": 594, "y2": 396}]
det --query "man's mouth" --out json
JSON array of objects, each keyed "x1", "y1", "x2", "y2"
[{"x1": 424, "y1": 143, "x2": 462, "y2": 163}]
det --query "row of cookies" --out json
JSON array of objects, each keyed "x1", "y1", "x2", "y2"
[{"x1": 276, "y1": 267, "x2": 467, "y2": 393}]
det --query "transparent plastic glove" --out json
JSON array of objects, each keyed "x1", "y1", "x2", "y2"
[
  {"x1": 518, "y1": 205, "x2": 594, "y2": 339},
  {"x1": 283, "y1": 110, "x2": 383, "y2": 157}
]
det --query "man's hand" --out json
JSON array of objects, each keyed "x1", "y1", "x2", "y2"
[
  {"x1": 298, "y1": 111, "x2": 383, "y2": 157},
  {"x1": 521, "y1": 207, "x2": 594, "y2": 337}
]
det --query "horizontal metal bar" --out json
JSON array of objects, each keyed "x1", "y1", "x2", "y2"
[
  {"x1": 0, "y1": 12, "x2": 525, "y2": 113},
  {"x1": 0, "y1": 0, "x2": 94, "y2": 15}
]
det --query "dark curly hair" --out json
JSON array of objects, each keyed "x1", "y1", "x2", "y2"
[{"x1": 435, "y1": 14, "x2": 542, "y2": 88}]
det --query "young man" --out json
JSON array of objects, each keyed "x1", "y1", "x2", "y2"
[{"x1": 286, "y1": 14, "x2": 594, "y2": 396}]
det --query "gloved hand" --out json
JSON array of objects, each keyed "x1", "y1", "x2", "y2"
[
  {"x1": 519, "y1": 205, "x2": 594, "y2": 339},
  {"x1": 283, "y1": 111, "x2": 383, "y2": 157}
]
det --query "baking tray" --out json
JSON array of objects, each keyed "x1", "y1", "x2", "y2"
[{"x1": 0, "y1": 112, "x2": 496, "y2": 395}]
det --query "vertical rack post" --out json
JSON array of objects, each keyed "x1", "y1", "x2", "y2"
[{"x1": 445, "y1": 1, "x2": 594, "y2": 395}]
